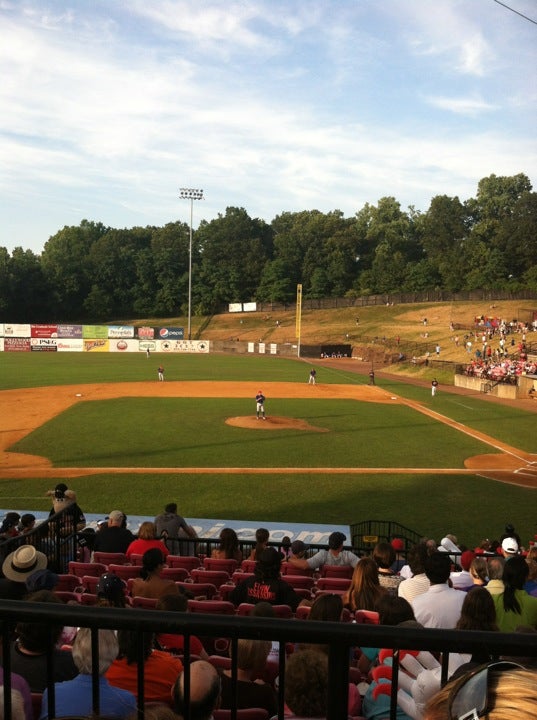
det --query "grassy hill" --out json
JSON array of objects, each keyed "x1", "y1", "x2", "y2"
[{"x1": 124, "y1": 298, "x2": 536, "y2": 383}]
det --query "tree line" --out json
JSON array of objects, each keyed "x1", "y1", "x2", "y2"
[{"x1": 1, "y1": 173, "x2": 536, "y2": 323}]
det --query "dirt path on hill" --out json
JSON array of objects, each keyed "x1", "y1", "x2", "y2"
[{"x1": 0, "y1": 377, "x2": 536, "y2": 487}]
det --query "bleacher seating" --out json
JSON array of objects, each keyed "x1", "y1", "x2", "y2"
[
  {"x1": 92, "y1": 551, "x2": 127, "y2": 567},
  {"x1": 167, "y1": 555, "x2": 201, "y2": 572}
]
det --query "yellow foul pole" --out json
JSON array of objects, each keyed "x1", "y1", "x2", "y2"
[{"x1": 296, "y1": 283, "x2": 302, "y2": 358}]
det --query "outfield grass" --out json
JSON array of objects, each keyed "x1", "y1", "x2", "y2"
[{"x1": 1, "y1": 351, "x2": 536, "y2": 548}]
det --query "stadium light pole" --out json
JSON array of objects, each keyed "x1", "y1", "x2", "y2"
[{"x1": 179, "y1": 188, "x2": 204, "y2": 340}]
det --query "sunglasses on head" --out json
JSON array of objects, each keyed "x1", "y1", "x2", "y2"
[{"x1": 448, "y1": 661, "x2": 524, "y2": 720}]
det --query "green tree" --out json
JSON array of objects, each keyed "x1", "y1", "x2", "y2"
[{"x1": 40, "y1": 220, "x2": 108, "y2": 319}]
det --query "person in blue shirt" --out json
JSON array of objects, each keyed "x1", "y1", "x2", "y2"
[{"x1": 40, "y1": 628, "x2": 136, "y2": 719}]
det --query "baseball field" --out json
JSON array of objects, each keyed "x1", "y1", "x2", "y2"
[{"x1": 0, "y1": 350, "x2": 536, "y2": 548}]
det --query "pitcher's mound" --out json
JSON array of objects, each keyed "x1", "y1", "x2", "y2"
[{"x1": 225, "y1": 415, "x2": 328, "y2": 432}]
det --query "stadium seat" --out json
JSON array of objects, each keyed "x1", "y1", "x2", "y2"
[
  {"x1": 68, "y1": 561, "x2": 107, "y2": 581},
  {"x1": 214, "y1": 709, "x2": 269, "y2": 720},
  {"x1": 92, "y1": 552, "x2": 127, "y2": 567},
  {"x1": 231, "y1": 571, "x2": 254, "y2": 584},
  {"x1": 187, "y1": 599, "x2": 236, "y2": 615},
  {"x1": 240, "y1": 560, "x2": 257, "y2": 573},
  {"x1": 190, "y1": 569, "x2": 230, "y2": 587},
  {"x1": 281, "y1": 561, "x2": 314, "y2": 576},
  {"x1": 56, "y1": 574, "x2": 82, "y2": 592},
  {"x1": 160, "y1": 567, "x2": 189, "y2": 582},
  {"x1": 320, "y1": 564, "x2": 354, "y2": 579},
  {"x1": 129, "y1": 554, "x2": 144, "y2": 566},
  {"x1": 79, "y1": 593, "x2": 99, "y2": 606},
  {"x1": 282, "y1": 575, "x2": 315, "y2": 591},
  {"x1": 315, "y1": 577, "x2": 351, "y2": 592},
  {"x1": 354, "y1": 609, "x2": 380, "y2": 624},
  {"x1": 131, "y1": 596, "x2": 158, "y2": 609},
  {"x1": 176, "y1": 582, "x2": 219, "y2": 600},
  {"x1": 81, "y1": 575, "x2": 100, "y2": 594},
  {"x1": 203, "y1": 557, "x2": 238, "y2": 574},
  {"x1": 294, "y1": 605, "x2": 311, "y2": 620},
  {"x1": 55, "y1": 591, "x2": 80, "y2": 604},
  {"x1": 167, "y1": 555, "x2": 201, "y2": 573},
  {"x1": 217, "y1": 583, "x2": 236, "y2": 602},
  {"x1": 108, "y1": 564, "x2": 142, "y2": 580},
  {"x1": 236, "y1": 603, "x2": 293, "y2": 618}
]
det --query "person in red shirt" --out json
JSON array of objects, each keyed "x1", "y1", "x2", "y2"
[
  {"x1": 125, "y1": 522, "x2": 169, "y2": 560},
  {"x1": 106, "y1": 629, "x2": 182, "y2": 705}
]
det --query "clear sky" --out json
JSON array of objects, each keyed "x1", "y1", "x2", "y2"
[{"x1": 2, "y1": 0, "x2": 536, "y2": 254}]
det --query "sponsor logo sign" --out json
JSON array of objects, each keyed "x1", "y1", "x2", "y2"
[
  {"x1": 4, "y1": 324, "x2": 31, "y2": 338},
  {"x1": 4, "y1": 337, "x2": 30, "y2": 351},
  {"x1": 137, "y1": 326, "x2": 155, "y2": 338},
  {"x1": 57, "y1": 339, "x2": 84, "y2": 352},
  {"x1": 139, "y1": 340, "x2": 157, "y2": 351},
  {"x1": 158, "y1": 327, "x2": 184, "y2": 340},
  {"x1": 30, "y1": 324, "x2": 58, "y2": 338},
  {"x1": 158, "y1": 339, "x2": 209, "y2": 353},
  {"x1": 109, "y1": 339, "x2": 140, "y2": 352},
  {"x1": 57, "y1": 324, "x2": 83, "y2": 338},
  {"x1": 82, "y1": 325, "x2": 108, "y2": 339},
  {"x1": 83, "y1": 339, "x2": 109, "y2": 352},
  {"x1": 108, "y1": 325, "x2": 135, "y2": 339},
  {"x1": 30, "y1": 338, "x2": 58, "y2": 352}
]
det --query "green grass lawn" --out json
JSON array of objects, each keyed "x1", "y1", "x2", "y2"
[
  {"x1": 10, "y1": 397, "x2": 495, "y2": 468},
  {"x1": 1, "y1": 351, "x2": 536, "y2": 548}
]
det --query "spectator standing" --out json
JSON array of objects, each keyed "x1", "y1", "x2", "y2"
[
  {"x1": 92, "y1": 510, "x2": 134, "y2": 556},
  {"x1": 411, "y1": 552, "x2": 465, "y2": 629},
  {"x1": 154, "y1": 502, "x2": 197, "y2": 555}
]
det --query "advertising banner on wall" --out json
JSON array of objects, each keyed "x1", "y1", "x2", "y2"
[
  {"x1": 109, "y1": 339, "x2": 140, "y2": 352},
  {"x1": 83, "y1": 339, "x2": 109, "y2": 352},
  {"x1": 3, "y1": 324, "x2": 31, "y2": 337},
  {"x1": 31, "y1": 324, "x2": 58, "y2": 338},
  {"x1": 108, "y1": 325, "x2": 135, "y2": 339},
  {"x1": 82, "y1": 325, "x2": 108, "y2": 339},
  {"x1": 243, "y1": 302, "x2": 257, "y2": 312},
  {"x1": 30, "y1": 338, "x2": 57, "y2": 351},
  {"x1": 137, "y1": 326, "x2": 155, "y2": 339},
  {"x1": 158, "y1": 339, "x2": 209, "y2": 353},
  {"x1": 4, "y1": 337, "x2": 31, "y2": 351},
  {"x1": 0, "y1": 338, "x2": 3, "y2": 351},
  {"x1": 0, "y1": 325, "x2": 4, "y2": 336},
  {"x1": 139, "y1": 340, "x2": 157, "y2": 352},
  {"x1": 229, "y1": 303, "x2": 242, "y2": 313},
  {"x1": 58, "y1": 324, "x2": 83, "y2": 338},
  {"x1": 157, "y1": 327, "x2": 184, "y2": 340},
  {"x1": 57, "y1": 339, "x2": 84, "y2": 352}
]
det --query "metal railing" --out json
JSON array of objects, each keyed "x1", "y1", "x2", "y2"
[{"x1": 1, "y1": 600, "x2": 536, "y2": 720}]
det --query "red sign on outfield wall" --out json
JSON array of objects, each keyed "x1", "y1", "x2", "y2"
[
  {"x1": 4, "y1": 337, "x2": 31, "y2": 351},
  {"x1": 30, "y1": 324, "x2": 58, "y2": 338}
]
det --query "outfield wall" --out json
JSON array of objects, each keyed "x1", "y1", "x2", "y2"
[{"x1": 0, "y1": 323, "x2": 209, "y2": 353}]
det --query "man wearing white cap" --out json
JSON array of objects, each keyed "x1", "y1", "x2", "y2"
[
  {"x1": 500, "y1": 537, "x2": 520, "y2": 558},
  {"x1": 92, "y1": 511, "x2": 134, "y2": 556}
]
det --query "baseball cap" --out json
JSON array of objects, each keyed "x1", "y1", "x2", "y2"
[
  {"x1": 502, "y1": 538, "x2": 519, "y2": 555},
  {"x1": 96, "y1": 573, "x2": 126, "y2": 597},
  {"x1": 460, "y1": 550, "x2": 475, "y2": 570},
  {"x1": 291, "y1": 540, "x2": 308, "y2": 556},
  {"x1": 328, "y1": 531, "x2": 346, "y2": 550},
  {"x1": 108, "y1": 510, "x2": 125, "y2": 523},
  {"x1": 391, "y1": 538, "x2": 404, "y2": 551}
]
